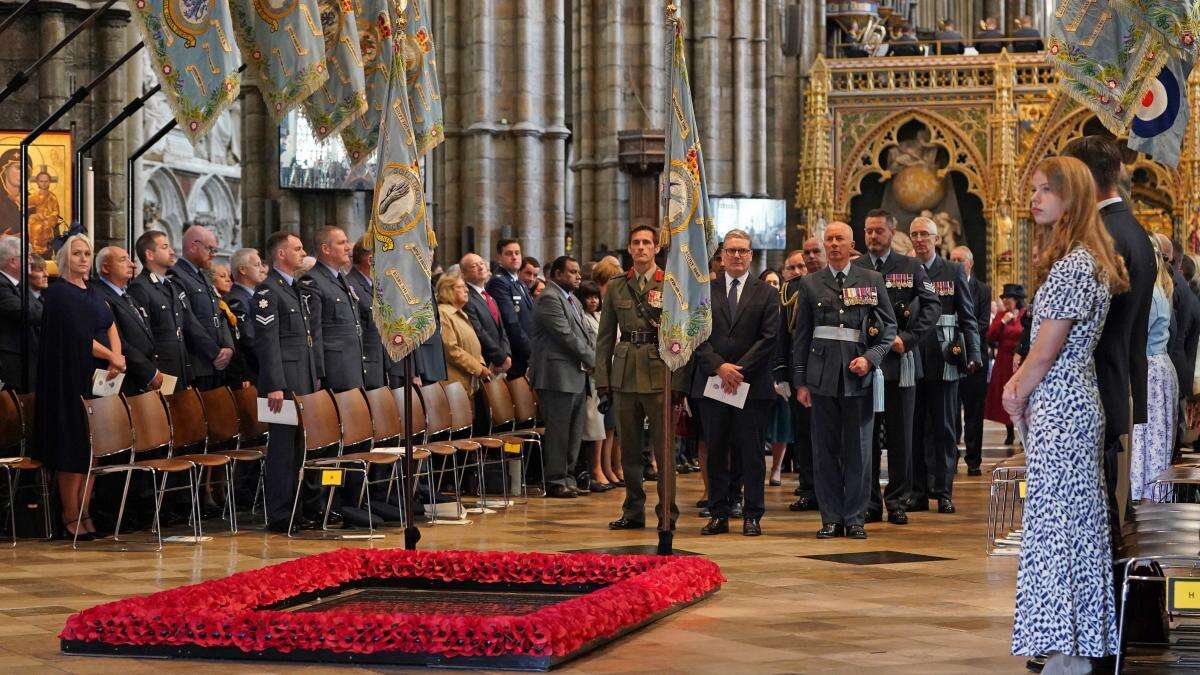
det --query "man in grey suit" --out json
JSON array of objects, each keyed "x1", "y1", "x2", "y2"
[
  {"x1": 302, "y1": 226, "x2": 366, "y2": 392},
  {"x1": 530, "y1": 256, "x2": 595, "y2": 498}
]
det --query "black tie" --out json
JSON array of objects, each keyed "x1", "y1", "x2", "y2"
[
  {"x1": 874, "y1": 257, "x2": 883, "y2": 273},
  {"x1": 728, "y1": 278, "x2": 740, "y2": 319},
  {"x1": 836, "y1": 271, "x2": 846, "y2": 289},
  {"x1": 124, "y1": 294, "x2": 146, "y2": 327}
]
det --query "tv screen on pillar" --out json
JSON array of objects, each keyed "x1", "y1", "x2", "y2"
[
  {"x1": 278, "y1": 111, "x2": 377, "y2": 191},
  {"x1": 708, "y1": 197, "x2": 787, "y2": 251}
]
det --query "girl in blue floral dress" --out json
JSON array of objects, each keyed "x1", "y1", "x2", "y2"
[{"x1": 1004, "y1": 157, "x2": 1129, "y2": 673}]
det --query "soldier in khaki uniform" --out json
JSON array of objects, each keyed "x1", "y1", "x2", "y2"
[{"x1": 596, "y1": 224, "x2": 679, "y2": 530}]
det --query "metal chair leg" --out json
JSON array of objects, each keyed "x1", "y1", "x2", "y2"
[
  {"x1": 113, "y1": 470, "x2": 134, "y2": 543},
  {"x1": 6, "y1": 469, "x2": 14, "y2": 547}
]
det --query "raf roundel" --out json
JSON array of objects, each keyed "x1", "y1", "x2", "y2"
[{"x1": 1132, "y1": 65, "x2": 1182, "y2": 138}]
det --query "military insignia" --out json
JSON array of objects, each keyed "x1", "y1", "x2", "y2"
[
  {"x1": 647, "y1": 290, "x2": 663, "y2": 308},
  {"x1": 923, "y1": 281, "x2": 936, "y2": 293},
  {"x1": 257, "y1": 289, "x2": 269, "y2": 295},
  {"x1": 300, "y1": 294, "x2": 312, "y2": 313},
  {"x1": 256, "y1": 314, "x2": 276, "y2": 325},
  {"x1": 951, "y1": 344, "x2": 962, "y2": 355},
  {"x1": 868, "y1": 326, "x2": 879, "y2": 336},
  {"x1": 178, "y1": 292, "x2": 187, "y2": 302},
  {"x1": 258, "y1": 299, "x2": 269, "y2": 309},
  {"x1": 933, "y1": 280, "x2": 956, "y2": 296},
  {"x1": 885, "y1": 273, "x2": 913, "y2": 289},
  {"x1": 150, "y1": 273, "x2": 161, "y2": 284},
  {"x1": 665, "y1": 159, "x2": 699, "y2": 236},
  {"x1": 164, "y1": 0, "x2": 214, "y2": 47},
  {"x1": 842, "y1": 287, "x2": 878, "y2": 306}
]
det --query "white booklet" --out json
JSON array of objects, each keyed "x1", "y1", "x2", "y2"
[
  {"x1": 91, "y1": 369, "x2": 124, "y2": 398},
  {"x1": 159, "y1": 373, "x2": 178, "y2": 396},
  {"x1": 702, "y1": 375, "x2": 750, "y2": 410},
  {"x1": 256, "y1": 397, "x2": 298, "y2": 425}
]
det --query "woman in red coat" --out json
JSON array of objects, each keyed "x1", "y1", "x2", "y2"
[{"x1": 985, "y1": 284, "x2": 1027, "y2": 445}]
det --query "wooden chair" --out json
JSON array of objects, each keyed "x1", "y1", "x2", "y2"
[
  {"x1": 290, "y1": 390, "x2": 373, "y2": 536},
  {"x1": 82, "y1": 393, "x2": 198, "y2": 550},
  {"x1": 0, "y1": 392, "x2": 49, "y2": 545},
  {"x1": 421, "y1": 383, "x2": 485, "y2": 510},
  {"x1": 481, "y1": 378, "x2": 542, "y2": 500},
  {"x1": 333, "y1": 388, "x2": 414, "y2": 523},
  {"x1": 442, "y1": 381, "x2": 513, "y2": 508},
  {"x1": 502, "y1": 377, "x2": 547, "y2": 495},
  {"x1": 230, "y1": 384, "x2": 269, "y2": 517},
  {"x1": 201, "y1": 387, "x2": 267, "y2": 529},
  {"x1": 362, "y1": 387, "x2": 441, "y2": 521},
  {"x1": 166, "y1": 388, "x2": 236, "y2": 534}
]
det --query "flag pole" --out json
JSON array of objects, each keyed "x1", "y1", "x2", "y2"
[
  {"x1": 656, "y1": 2, "x2": 681, "y2": 557},
  {"x1": 402, "y1": 356, "x2": 421, "y2": 550}
]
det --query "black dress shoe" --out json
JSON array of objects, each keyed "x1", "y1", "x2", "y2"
[
  {"x1": 937, "y1": 498, "x2": 956, "y2": 514},
  {"x1": 967, "y1": 467, "x2": 982, "y2": 477},
  {"x1": 887, "y1": 510, "x2": 908, "y2": 525},
  {"x1": 793, "y1": 486, "x2": 804, "y2": 496},
  {"x1": 788, "y1": 496, "x2": 818, "y2": 512},
  {"x1": 608, "y1": 517, "x2": 645, "y2": 530},
  {"x1": 816, "y1": 523, "x2": 844, "y2": 538},
  {"x1": 696, "y1": 498, "x2": 708, "y2": 508},
  {"x1": 846, "y1": 524, "x2": 867, "y2": 539},
  {"x1": 700, "y1": 517, "x2": 729, "y2": 535},
  {"x1": 864, "y1": 511, "x2": 883, "y2": 523},
  {"x1": 643, "y1": 469, "x2": 659, "y2": 482},
  {"x1": 547, "y1": 485, "x2": 577, "y2": 498},
  {"x1": 907, "y1": 498, "x2": 930, "y2": 512},
  {"x1": 698, "y1": 508, "x2": 711, "y2": 518},
  {"x1": 742, "y1": 518, "x2": 762, "y2": 536},
  {"x1": 730, "y1": 502, "x2": 744, "y2": 518},
  {"x1": 591, "y1": 482, "x2": 614, "y2": 493},
  {"x1": 317, "y1": 511, "x2": 344, "y2": 528},
  {"x1": 611, "y1": 480, "x2": 625, "y2": 487},
  {"x1": 1025, "y1": 655, "x2": 1046, "y2": 672},
  {"x1": 267, "y1": 519, "x2": 296, "y2": 534}
]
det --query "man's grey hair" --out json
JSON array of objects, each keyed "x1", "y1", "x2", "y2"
[
  {"x1": 723, "y1": 229, "x2": 753, "y2": 247},
  {"x1": 95, "y1": 246, "x2": 119, "y2": 275},
  {"x1": 0, "y1": 236, "x2": 20, "y2": 268},
  {"x1": 910, "y1": 216, "x2": 938, "y2": 236},
  {"x1": 231, "y1": 247, "x2": 260, "y2": 279},
  {"x1": 951, "y1": 245, "x2": 973, "y2": 262}
]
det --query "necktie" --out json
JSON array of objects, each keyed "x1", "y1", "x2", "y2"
[
  {"x1": 874, "y1": 257, "x2": 883, "y2": 273},
  {"x1": 836, "y1": 271, "x2": 846, "y2": 289},
  {"x1": 638, "y1": 275, "x2": 646, "y2": 293},
  {"x1": 728, "y1": 278, "x2": 740, "y2": 319},
  {"x1": 124, "y1": 294, "x2": 147, "y2": 328},
  {"x1": 482, "y1": 289, "x2": 501, "y2": 326}
]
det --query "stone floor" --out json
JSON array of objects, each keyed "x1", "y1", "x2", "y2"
[{"x1": 0, "y1": 425, "x2": 1028, "y2": 673}]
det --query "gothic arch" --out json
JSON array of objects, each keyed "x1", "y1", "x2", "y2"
[
  {"x1": 144, "y1": 167, "x2": 188, "y2": 246},
  {"x1": 189, "y1": 175, "x2": 239, "y2": 254},
  {"x1": 835, "y1": 108, "x2": 988, "y2": 219}
]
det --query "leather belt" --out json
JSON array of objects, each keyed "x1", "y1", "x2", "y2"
[
  {"x1": 814, "y1": 326, "x2": 861, "y2": 342},
  {"x1": 619, "y1": 330, "x2": 658, "y2": 346}
]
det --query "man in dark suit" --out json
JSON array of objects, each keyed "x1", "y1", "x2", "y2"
[
  {"x1": 406, "y1": 276, "x2": 449, "y2": 385},
  {"x1": 301, "y1": 226, "x2": 365, "y2": 393},
  {"x1": 25, "y1": 257, "x2": 46, "y2": 390},
  {"x1": 974, "y1": 17, "x2": 1004, "y2": 53},
  {"x1": 935, "y1": 20, "x2": 966, "y2": 55},
  {"x1": 1012, "y1": 15, "x2": 1044, "y2": 53},
  {"x1": 346, "y1": 241, "x2": 388, "y2": 389},
  {"x1": 227, "y1": 247, "x2": 266, "y2": 383},
  {"x1": 253, "y1": 231, "x2": 328, "y2": 534},
  {"x1": 887, "y1": 24, "x2": 922, "y2": 56},
  {"x1": 853, "y1": 211, "x2": 939, "y2": 525},
  {"x1": 0, "y1": 235, "x2": 40, "y2": 391},
  {"x1": 129, "y1": 230, "x2": 219, "y2": 389},
  {"x1": 951, "y1": 245, "x2": 991, "y2": 476},
  {"x1": 693, "y1": 229, "x2": 779, "y2": 537},
  {"x1": 169, "y1": 224, "x2": 234, "y2": 390},
  {"x1": 1161, "y1": 236, "x2": 1200, "y2": 436},
  {"x1": 909, "y1": 217, "x2": 980, "y2": 515},
  {"x1": 530, "y1": 256, "x2": 595, "y2": 498},
  {"x1": 460, "y1": 253, "x2": 512, "y2": 375},
  {"x1": 1064, "y1": 136, "x2": 1156, "y2": 542},
  {"x1": 487, "y1": 238, "x2": 535, "y2": 378},
  {"x1": 795, "y1": 222, "x2": 897, "y2": 538},
  {"x1": 778, "y1": 248, "x2": 816, "y2": 510},
  {"x1": 93, "y1": 246, "x2": 161, "y2": 395}
]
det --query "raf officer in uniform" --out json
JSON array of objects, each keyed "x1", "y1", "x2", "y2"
[
  {"x1": 909, "y1": 217, "x2": 980, "y2": 514},
  {"x1": 302, "y1": 226, "x2": 365, "y2": 392},
  {"x1": 853, "y1": 210, "x2": 939, "y2": 525},
  {"x1": 254, "y1": 231, "x2": 328, "y2": 533},
  {"x1": 347, "y1": 240, "x2": 389, "y2": 389},
  {"x1": 792, "y1": 222, "x2": 897, "y2": 539},
  {"x1": 596, "y1": 224, "x2": 678, "y2": 531},
  {"x1": 169, "y1": 225, "x2": 234, "y2": 390},
  {"x1": 129, "y1": 230, "x2": 219, "y2": 388},
  {"x1": 227, "y1": 247, "x2": 267, "y2": 383},
  {"x1": 778, "y1": 245, "x2": 821, "y2": 511},
  {"x1": 951, "y1": 245, "x2": 991, "y2": 476}
]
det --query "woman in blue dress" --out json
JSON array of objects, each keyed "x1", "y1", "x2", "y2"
[{"x1": 1004, "y1": 157, "x2": 1128, "y2": 673}]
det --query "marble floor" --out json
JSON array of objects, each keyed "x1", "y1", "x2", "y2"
[{"x1": 0, "y1": 427, "x2": 1028, "y2": 673}]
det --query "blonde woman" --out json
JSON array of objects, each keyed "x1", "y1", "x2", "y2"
[
  {"x1": 34, "y1": 235, "x2": 125, "y2": 541},
  {"x1": 1129, "y1": 235, "x2": 1177, "y2": 502},
  {"x1": 1004, "y1": 157, "x2": 1128, "y2": 670},
  {"x1": 436, "y1": 274, "x2": 491, "y2": 393}
]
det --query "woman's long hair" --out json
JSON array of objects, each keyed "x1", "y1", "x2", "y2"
[
  {"x1": 1148, "y1": 234, "x2": 1175, "y2": 298},
  {"x1": 1031, "y1": 156, "x2": 1130, "y2": 294}
]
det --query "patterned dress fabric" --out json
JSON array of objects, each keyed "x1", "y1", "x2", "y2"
[
  {"x1": 1131, "y1": 353, "x2": 1179, "y2": 501},
  {"x1": 1011, "y1": 248, "x2": 1118, "y2": 658}
]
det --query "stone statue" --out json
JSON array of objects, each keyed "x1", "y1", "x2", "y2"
[{"x1": 919, "y1": 208, "x2": 963, "y2": 252}]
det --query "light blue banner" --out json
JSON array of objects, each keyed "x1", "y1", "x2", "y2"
[{"x1": 228, "y1": 0, "x2": 328, "y2": 123}]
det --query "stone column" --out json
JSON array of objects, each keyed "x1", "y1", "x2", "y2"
[
  {"x1": 36, "y1": 10, "x2": 67, "y2": 118},
  {"x1": 94, "y1": 14, "x2": 130, "y2": 247},
  {"x1": 462, "y1": 0, "x2": 496, "y2": 258},
  {"x1": 514, "y1": 0, "x2": 544, "y2": 260},
  {"x1": 731, "y1": 0, "x2": 750, "y2": 196},
  {"x1": 541, "y1": 0, "x2": 567, "y2": 265},
  {"x1": 239, "y1": 83, "x2": 269, "y2": 250}
]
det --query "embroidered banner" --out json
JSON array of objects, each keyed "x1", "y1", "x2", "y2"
[
  {"x1": 228, "y1": 0, "x2": 328, "y2": 122},
  {"x1": 339, "y1": 0, "x2": 396, "y2": 165},
  {"x1": 367, "y1": 3, "x2": 437, "y2": 361},
  {"x1": 130, "y1": 0, "x2": 243, "y2": 145},
  {"x1": 1128, "y1": 53, "x2": 1194, "y2": 166},
  {"x1": 302, "y1": 0, "x2": 368, "y2": 140},
  {"x1": 397, "y1": 0, "x2": 443, "y2": 156},
  {"x1": 1112, "y1": 0, "x2": 1200, "y2": 58},
  {"x1": 658, "y1": 19, "x2": 713, "y2": 372}
]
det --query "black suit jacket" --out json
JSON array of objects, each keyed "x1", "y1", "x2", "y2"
[
  {"x1": 226, "y1": 283, "x2": 260, "y2": 382},
  {"x1": 0, "y1": 274, "x2": 41, "y2": 391},
  {"x1": 1098, "y1": 200, "x2": 1156, "y2": 434},
  {"x1": 888, "y1": 35, "x2": 921, "y2": 56},
  {"x1": 486, "y1": 270, "x2": 535, "y2": 377},
  {"x1": 690, "y1": 275, "x2": 779, "y2": 400},
  {"x1": 935, "y1": 30, "x2": 965, "y2": 54},
  {"x1": 1012, "y1": 27, "x2": 1044, "y2": 53},
  {"x1": 974, "y1": 29, "x2": 1004, "y2": 53},
  {"x1": 91, "y1": 280, "x2": 158, "y2": 394},
  {"x1": 917, "y1": 256, "x2": 981, "y2": 379},
  {"x1": 464, "y1": 285, "x2": 511, "y2": 368},
  {"x1": 1170, "y1": 269, "x2": 1200, "y2": 398},
  {"x1": 968, "y1": 276, "x2": 992, "y2": 367}
]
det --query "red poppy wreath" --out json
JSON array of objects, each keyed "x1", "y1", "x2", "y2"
[{"x1": 61, "y1": 549, "x2": 723, "y2": 667}]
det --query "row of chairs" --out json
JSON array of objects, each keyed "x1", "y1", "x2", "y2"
[{"x1": 0, "y1": 391, "x2": 50, "y2": 545}]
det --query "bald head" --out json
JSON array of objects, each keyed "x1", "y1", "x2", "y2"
[
  {"x1": 823, "y1": 222, "x2": 854, "y2": 268},
  {"x1": 459, "y1": 253, "x2": 489, "y2": 285},
  {"x1": 801, "y1": 236, "x2": 825, "y2": 273},
  {"x1": 96, "y1": 246, "x2": 134, "y2": 287},
  {"x1": 183, "y1": 224, "x2": 218, "y2": 269},
  {"x1": 909, "y1": 217, "x2": 940, "y2": 263}
]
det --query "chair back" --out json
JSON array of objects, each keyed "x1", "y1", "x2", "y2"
[
  {"x1": 199, "y1": 387, "x2": 241, "y2": 447},
  {"x1": 0, "y1": 391, "x2": 20, "y2": 452},
  {"x1": 232, "y1": 384, "x2": 268, "y2": 439},
  {"x1": 420, "y1": 383, "x2": 453, "y2": 436},
  {"x1": 442, "y1": 381, "x2": 475, "y2": 433},
  {"x1": 333, "y1": 389, "x2": 373, "y2": 447},
  {"x1": 481, "y1": 378, "x2": 516, "y2": 429},
  {"x1": 399, "y1": 386, "x2": 427, "y2": 437},
  {"x1": 365, "y1": 387, "x2": 401, "y2": 442},
  {"x1": 294, "y1": 391, "x2": 341, "y2": 453},
  {"x1": 507, "y1": 376, "x2": 538, "y2": 425},
  {"x1": 83, "y1": 395, "x2": 134, "y2": 459},
  {"x1": 166, "y1": 387, "x2": 208, "y2": 453},
  {"x1": 124, "y1": 391, "x2": 172, "y2": 454}
]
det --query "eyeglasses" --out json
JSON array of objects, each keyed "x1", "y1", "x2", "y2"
[
  {"x1": 723, "y1": 247, "x2": 752, "y2": 257},
  {"x1": 197, "y1": 243, "x2": 218, "y2": 255},
  {"x1": 909, "y1": 231, "x2": 933, "y2": 240}
]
